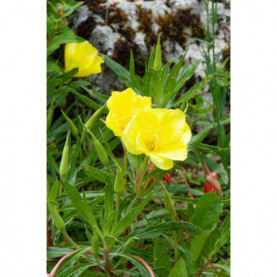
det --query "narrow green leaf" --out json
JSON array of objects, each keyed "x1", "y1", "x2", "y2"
[
  {"x1": 110, "y1": 253, "x2": 151, "y2": 277},
  {"x1": 55, "y1": 264, "x2": 91, "y2": 277},
  {"x1": 174, "y1": 74, "x2": 213, "y2": 107},
  {"x1": 188, "y1": 126, "x2": 212, "y2": 151},
  {"x1": 47, "y1": 247, "x2": 72, "y2": 259},
  {"x1": 102, "y1": 54, "x2": 130, "y2": 84},
  {"x1": 61, "y1": 180, "x2": 87, "y2": 220},
  {"x1": 82, "y1": 165, "x2": 115, "y2": 184},
  {"x1": 197, "y1": 143, "x2": 230, "y2": 154},
  {"x1": 129, "y1": 222, "x2": 184, "y2": 239},
  {"x1": 148, "y1": 45, "x2": 156, "y2": 69},
  {"x1": 47, "y1": 96, "x2": 56, "y2": 131},
  {"x1": 112, "y1": 192, "x2": 153, "y2": 236},
  {"x1": 47, "y1": 28, "x2": 84, "y2": 55},
  {"x1": 69, "y1": 88, "x2": 108, "y2": 113},
  {"x1": 48, "y1": 180, "x2": 60, "y2": 201},
  {"x1": 104, "y1": 184, "x2": 114, "y2": 228},
  {"x1": 54, "y1": 247, "x2": 90, "y2": 277},
  {"x1": 47, "y1": 200, "x2": 65, "y2": 231}
]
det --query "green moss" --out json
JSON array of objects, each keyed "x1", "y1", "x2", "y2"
[
  {"x1": 106, "y1": 2, "x2": 129, "y2": 25},
  {"x1": 136, "y1": 5, "x2": 157, "y2": 49},
  {"x1": 156, "y1": 8, "x2": 206, "y2": 51}
]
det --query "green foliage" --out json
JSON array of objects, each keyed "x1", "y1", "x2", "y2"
[
  {"x1": 47, "y1": 0, "x2": 230, "y2": 276},
  {"x1": 168, "y1": 258, "x2": 188, "y2": 277},
  {"x1": 103, "y1": 39, "x2": 201, "y2": 108}
]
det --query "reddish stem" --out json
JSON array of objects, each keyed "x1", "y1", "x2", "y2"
[
  {"x1": 203, "y1": 162, "x2": 211, "y2": 175},
  {"x1": 178, "y1": 170, "x2": 194, "y2": 199},
  {"x1": 48, "y1": 251, "x2": 76, "y2": 277},
  {"x1": 47, "y1": 250, "x2": 98, "y2": 277},
  {"x1": 132, "y1": 255, "x2": 155, "y2": 277}
]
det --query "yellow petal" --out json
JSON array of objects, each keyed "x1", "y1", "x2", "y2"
[
  {"x1": 121, "y1": 123, "x2": 144, "y2": 155},
  {"x1": 180, "y1": 122, "x2": 192, "y2": 145},
  {"x1": 105, "y1": 88, "x2": 151, "y2": 136},
  {"x1": 149, "y1": 153, "x2": 173, "y2": 170},
  {"x1": 156, "y1": 122, "x2": 191, "y2": 160},
  {"x1": 157, "y1": 109, "x2": 187, "y2": 145},
  {"x1": 64, "y1": 41, "x2": 104, "y2": 77},
  {"x1": 120, "y1": 108, "x2": 192, "y2": 170},
  {"x1": 157, "y1": 147, "x2": 188, "y2": 161},
  {"x1": 106, "y1": 91, "x2": 121, "y2": 110}
]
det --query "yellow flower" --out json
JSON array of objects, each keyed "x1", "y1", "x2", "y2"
[
  {"x1": 64, "y1": 41, "x2": 104, "y2": 77},
  {"x1": 122, "y1": 108, "x2": 192, "y2": 170},
  {"x1": 105, "y1": 88, "x2": 151, "y2": 136}
]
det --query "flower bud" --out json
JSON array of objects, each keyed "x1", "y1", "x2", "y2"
[
  {"x1": 114, "y1": 166, "x2": 124, "y2": 195},
  {"x1": 162, "y1": 184, "x2": 174, "y2": 212},
  {"x1": 59, "y1": 131, "x2": 70, "y2": 180},
  {"x1": 154, "y1": 34, "x2": 162, "y2": 71},
  {"x1": 85, "y1": 105, "x2": 105, "y2": 130},
  {"x1": 61, "y1": 109, "x2": 79, "y2": 139},
  {"x1": 81, "y1": 105, "x2": 105, "y2": 143},
  {"x1": 91, "y1": 134, "x2": 110, "y2": 169}
]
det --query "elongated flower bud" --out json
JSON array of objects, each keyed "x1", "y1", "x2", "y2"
[
  {"x1": 59, "y1": 131, "x2": 70, "y2": 180},
  {"x1": 81, "y1": 105, "x2": 105, "y2": 143},
  {"x1": 61, "y1": 109, "x2": 79, "y2": 139},
  {"x1": 91, "y1": 134, "x2": 110, "y2": 169},
  {"x1": 154, "y1": 34, "x2": 162, "y2": 71},
  {"x1": 85, "y1": 105, "x2": 105, "y2": 130},
  {"x1": 47, "y1": 200, "x2": 65, "y2": 231},
  {"x1": 91, "y1": 227, "x2": 99, "y2": 256},
  {"x1": 114, "y1": 166, "x2": 124, "y2": 195},
  {"x1": 162, "y1": 184, "x2": 174, "y2": 212}
]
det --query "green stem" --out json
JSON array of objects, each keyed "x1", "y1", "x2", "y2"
[
  {"x1": 141, "y1": 178, "x2": 151, "y2": 195},
  {"x1": 59, "y1": 180, "x2": 63, "y2": 195},
  {"x1": 202, "y1": 250, "x2": 222, "y2": 277},
  {"x1": 104, "y1": 244, "x2": 113, "y2": 276},
  {"x1": 62, "y1": 230, "x2": 80, "y2": 250},
  {"x1": 171, "y1": 211, "x2": 178, "y2": 262},
  {"x1": 135, "y1": 157, "x2": 148, "y2": 195},
  {"x1": 124, "y1": 146, "x2": 127, "y2": 184},
  {"x1": 116, "y1": 194, "x2": 120, "y2": 211},
  {"x1": 212, "y1": 0, "x2": 216, "y2": 73}
]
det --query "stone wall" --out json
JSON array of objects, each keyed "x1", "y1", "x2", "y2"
[{"x1": 69, "y1": 0, "x2": 230, "y2": 95}]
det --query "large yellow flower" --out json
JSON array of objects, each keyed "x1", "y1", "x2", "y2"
[
  {"x1": 122, "y1": 108, "x2": 192, "y2": 170},
  {"x1": 105, "y1": 88, "x2": 151, "y2": 136},
  {"x1": 64, "y1": 41, "x2": 104, "y2": 77}
]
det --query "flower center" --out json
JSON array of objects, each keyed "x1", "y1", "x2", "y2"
[{"x1": 144, "y1": 133, "x2": 161, "y2": 152}]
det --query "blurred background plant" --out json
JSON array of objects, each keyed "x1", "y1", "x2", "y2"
[{"x1": 47, "y1": 0, "x2": 230, "y2": 276}]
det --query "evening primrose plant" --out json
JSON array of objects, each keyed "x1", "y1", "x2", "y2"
[{"x1": 47, "y1": 1, "x2": 230, "y2": 276}]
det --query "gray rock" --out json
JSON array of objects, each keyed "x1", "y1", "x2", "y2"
[
  {"x1": 89, "y1": 25, "x2": 120, "y2": 56},
  {"x1": 69, "y1": 0, "x2": 230, "y2": 96}
]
